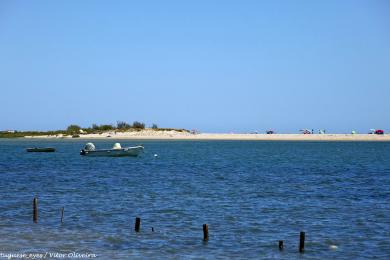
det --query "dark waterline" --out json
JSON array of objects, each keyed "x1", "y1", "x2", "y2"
[{"x1": 0, "y1": 139, "x2": 389, "y2": 259}]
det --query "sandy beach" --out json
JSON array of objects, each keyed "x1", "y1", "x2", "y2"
[{"x1": 24, "y1": 129, "x2": 390, "y2": 141}]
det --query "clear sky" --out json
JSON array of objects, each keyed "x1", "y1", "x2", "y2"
[{"x1": 1, "y1": 0, "x2": 389, "y2": 133}]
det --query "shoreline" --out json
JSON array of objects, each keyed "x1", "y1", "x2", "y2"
[{"x1": 22, "y1": 132, "x2": 390, "y2": 141}]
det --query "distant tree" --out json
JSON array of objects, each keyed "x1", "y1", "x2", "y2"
[
  {"x1": 67, "y1": 124, "x2": 81, "y2": 133},
  {"x1": 99, "y1": 124, "x2": 114, "y2": 131},
  {"x1": 151, "y1": 124, "x2": 158, "y2": 129},
  {"x1": 92, "y1": 123, "x2": 99, "y2": 130},
  {"x1": 117, "y1": 121, "x2": 131, "y2": 129},
  {"x1": 132, "y1": 121, "x2": 145, "y2": 129}
]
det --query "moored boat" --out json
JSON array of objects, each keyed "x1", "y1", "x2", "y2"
[
  {"x1": 26, "y1": 147, "x2": 56, "y2": 152},
  {"x1": 80, "y1": 143, "x2": 144, "y2": 157}
]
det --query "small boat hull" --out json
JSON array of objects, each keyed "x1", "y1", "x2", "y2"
[
  {"x1": 26, "y1": 147, "x2": 56, "y2": 152},
  {"x1": 80, "y1": 146, "x2": 144, "y2": 157}
]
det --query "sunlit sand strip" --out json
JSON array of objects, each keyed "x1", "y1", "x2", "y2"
[{"x1": 25, "y1": 131, "x2": 390, "y2": 141}]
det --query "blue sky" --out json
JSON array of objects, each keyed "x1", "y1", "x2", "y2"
[{"x1": 1, "y1": 0, "x2": 389, "y2": 133}]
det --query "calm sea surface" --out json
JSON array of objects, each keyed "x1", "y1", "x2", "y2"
[{"x1": 0, "y1": 139, "x2": 389, "y2": 259}]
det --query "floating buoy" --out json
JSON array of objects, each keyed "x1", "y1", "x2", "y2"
[
  {"x1": 154, "y1": 154, "x2": 158, "y2": 158},
  {"x1": 329, "y1": 245, "x2": 338, "y2": 250}
]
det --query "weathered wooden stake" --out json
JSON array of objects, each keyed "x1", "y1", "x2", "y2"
[
  {"x1": 33, "y1": 197, "x2": 38, "y2": 223},
  {"x1": 203, "y1": 224, "x2": 209, "y2": 241},
  {"x1": 279, "y1": 240, "x2": 284, "y2": 250},
  {"x1": 299, "y1": 231, "x2": 305, "y2": 253},
  {"x1": 151, "y1": 227, "x2": 154, "y2": 232},
  {"x1": 135, "y1": 217, "x2": 141, "y2": 232},
  {"x1": 61, "y1": 207, "x2": 64, "y2": 224}
]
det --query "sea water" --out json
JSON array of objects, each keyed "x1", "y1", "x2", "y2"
[{"x1": 0, "y1": 139, "x2": 389, "y2": 259}]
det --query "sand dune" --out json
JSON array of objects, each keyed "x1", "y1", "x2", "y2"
[{"x1": 24, "y1": 129, "x2": 390, "y2": 141}]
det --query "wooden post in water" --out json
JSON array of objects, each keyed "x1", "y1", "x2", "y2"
[
  {"x1": 151, "y1": 227, "x2": 154, "y2": 232},
  {"x1": 279, "y1": 240, "x2": 284, "y2": 250},
  {"x1": 61, "y1": 207, "x2": 64, "y2": 224},
  {"x1": 135, "y1": 217, "x2": 141, "y2": 232},
  {"x1": 299, "y1": 232, "x2": 305, "y2": 253},
  {"x1": 203, "y1": 224, "x2": 209, "y2": 241},
  {"x1": 33, "y1": 197, "x2": 38, "y2": 223}
]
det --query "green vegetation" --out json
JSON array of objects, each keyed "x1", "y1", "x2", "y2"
[
  {"x1": 0, "y1": 121, "x2": 189, "y2": 138},
  {"x1": 116, "y1": 121, "x2": 131, "y2": 130},
  {"x1": 67, "y1": 124, "x2": 81, "y2": 134},
  {"x1": 132, "y1": 121, "x2": 145, "y2": 129},
  {"x1": 91, "y1": 123, "x2": 114, "y2": 131},
  {"x1": 98, "y1": 124, "x2": 114, "y2": 131}
]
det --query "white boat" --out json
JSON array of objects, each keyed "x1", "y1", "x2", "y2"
[{"x1": 80, "y1": 143, "x2": 144, "y2": 157}]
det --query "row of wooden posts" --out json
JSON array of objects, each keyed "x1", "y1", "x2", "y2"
[{"x1": 33, "y1": 197, "x2": 306, "y2": 253}]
